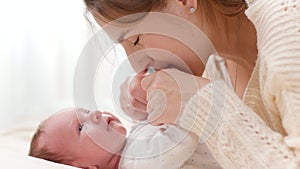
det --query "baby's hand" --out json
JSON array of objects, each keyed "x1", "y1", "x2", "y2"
[{"x1": 120, "y1": 70, "x2": 148, "y2": 121}]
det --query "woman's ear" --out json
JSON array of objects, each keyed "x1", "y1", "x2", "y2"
[{"x1": 178, "y1": 0, "x2": 198, "y2": 14}]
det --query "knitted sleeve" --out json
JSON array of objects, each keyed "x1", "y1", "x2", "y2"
[
  {"x1": 178, "y1": 81, "x2": 299, "y2": 169},
  {"x1": 178, "y1": 0, "x2": 300, "y2": 168},
  {"x1": 244, "y1": 0, "x2": 300, "y2": 150}
]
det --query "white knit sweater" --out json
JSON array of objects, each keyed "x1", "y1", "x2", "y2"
[{"x1": 178, "y1": 0, "x2": 300, "y2": 168}]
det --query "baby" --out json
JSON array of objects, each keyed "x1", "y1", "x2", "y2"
[
  {"x1": 29, "y1": 108, "x2": 126, "y2": 169},
  {"x1": 29, "y1": 108, "x2": 221, "y2": 169}
]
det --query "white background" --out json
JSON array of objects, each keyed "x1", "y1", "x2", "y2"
[{"x1": 0, "y1": 0, "x2": 128, "y2": 131}]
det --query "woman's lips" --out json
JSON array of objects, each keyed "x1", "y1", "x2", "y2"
[{"x1": 146, "y1": 62, "x2": 154, "y2": 70}]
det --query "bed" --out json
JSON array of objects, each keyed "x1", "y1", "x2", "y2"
[{"x1": 0, "y1": 115, "x2": 79, "y2": 169}]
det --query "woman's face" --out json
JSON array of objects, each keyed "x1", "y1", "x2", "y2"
[
  {"x1": 120, "y1": 33, "x2": 205, "y2": 76},
  {"x1": 99, "y1": 1, "x2": 215, "y2": 76}
]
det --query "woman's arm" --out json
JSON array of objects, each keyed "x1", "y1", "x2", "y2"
[
  {"x1": 244, "y1": 0, "x2": 300, "y2": 149},
  {"x1": 180, "y1": 0, "x2": 300, "y2": 167},
  {"x1": 178, "y1": 81, "x2": 299, "y2": 169},
  {"x1": 140, "y1": 67, "x2": 299, "y2": 168}
]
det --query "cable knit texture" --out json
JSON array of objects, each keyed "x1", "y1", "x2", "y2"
[{"x1": 178, "y1": 0, "x2": 300, "y2": 168}]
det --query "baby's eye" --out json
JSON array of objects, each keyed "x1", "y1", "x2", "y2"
[{"x1": 78, "y1": 124, "x2": 84, "y2": 132}]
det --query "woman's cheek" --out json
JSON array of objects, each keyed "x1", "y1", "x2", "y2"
[{"x1": 120, "y1": 41, "x2": 135, "y2": 56}]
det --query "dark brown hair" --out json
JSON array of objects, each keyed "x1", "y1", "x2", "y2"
[
  {"x1": 83, "y1": 0, "x2": 246, "y2": 23},
  {"x1": 208, "y1": 0, "x2": 246, "y2": 16}
]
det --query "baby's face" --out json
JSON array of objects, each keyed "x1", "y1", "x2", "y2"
[{"x1": 40, "y1": 108, "x2": 126, "y2": 168}]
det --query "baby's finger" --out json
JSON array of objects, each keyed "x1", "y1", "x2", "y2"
[
  {"x1": 120, "y1": 91, "x2": 148, "y2": 121},
  {"x1": 128, "y1": 96, "x2": 147, "y2": 112},
  {"x1": 129, "y1": 74, "x2": 147, "y2": 104},
  {"x1": 126, "y1": 106, "x2": 148, "y2": 121}
]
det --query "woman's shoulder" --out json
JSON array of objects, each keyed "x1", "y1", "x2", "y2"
[
  {"x1": 245, "y1": 0, "x2": 299, "y2": 26},
  {"x1": 244, "y1": 0, "x2": 300, "y2": 62}
]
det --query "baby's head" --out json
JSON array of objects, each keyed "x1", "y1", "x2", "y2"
[{"x1": 29, "y1": 108, "x2": 127, "y2": 169}]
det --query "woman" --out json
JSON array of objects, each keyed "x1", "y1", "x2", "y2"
[{"x1": 84, "y1": 0, "x2": 300, "y2": 168}]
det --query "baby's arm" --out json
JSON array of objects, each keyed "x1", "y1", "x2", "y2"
[{"x1": 119, "y1": 124, "x2": 198, "y2": 169}]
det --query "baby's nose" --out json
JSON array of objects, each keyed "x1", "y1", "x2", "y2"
[{"x1": 91, "y1": 111, "x2": 102, "y2": 124}]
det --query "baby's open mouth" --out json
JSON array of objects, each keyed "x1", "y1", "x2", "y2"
[
  {"x1": 107, "y1": 118, "x2": 112, "y2": 125},
  {"x1": 102, "y1": 115, "x2": 113, "y2": 131}
]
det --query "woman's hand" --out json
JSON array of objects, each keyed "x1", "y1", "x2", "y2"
[
  {"x1": 141, "y1": 69, "x2": 210, "y2": 125},
  {"x1": 120, "y1": 70, "x2": 149, "y2": 121}
]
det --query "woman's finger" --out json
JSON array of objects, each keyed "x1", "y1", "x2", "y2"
[
  {"x1": 146, "y1": 89, "x2": 166, "y2": 123},
  {"x1": 141, "y1": 73, "x2": 156, "y2": 90}
]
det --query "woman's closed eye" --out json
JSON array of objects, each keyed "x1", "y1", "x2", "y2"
[{"x1": 133, "y1": 35, "x2": 140, "y2": 46}]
